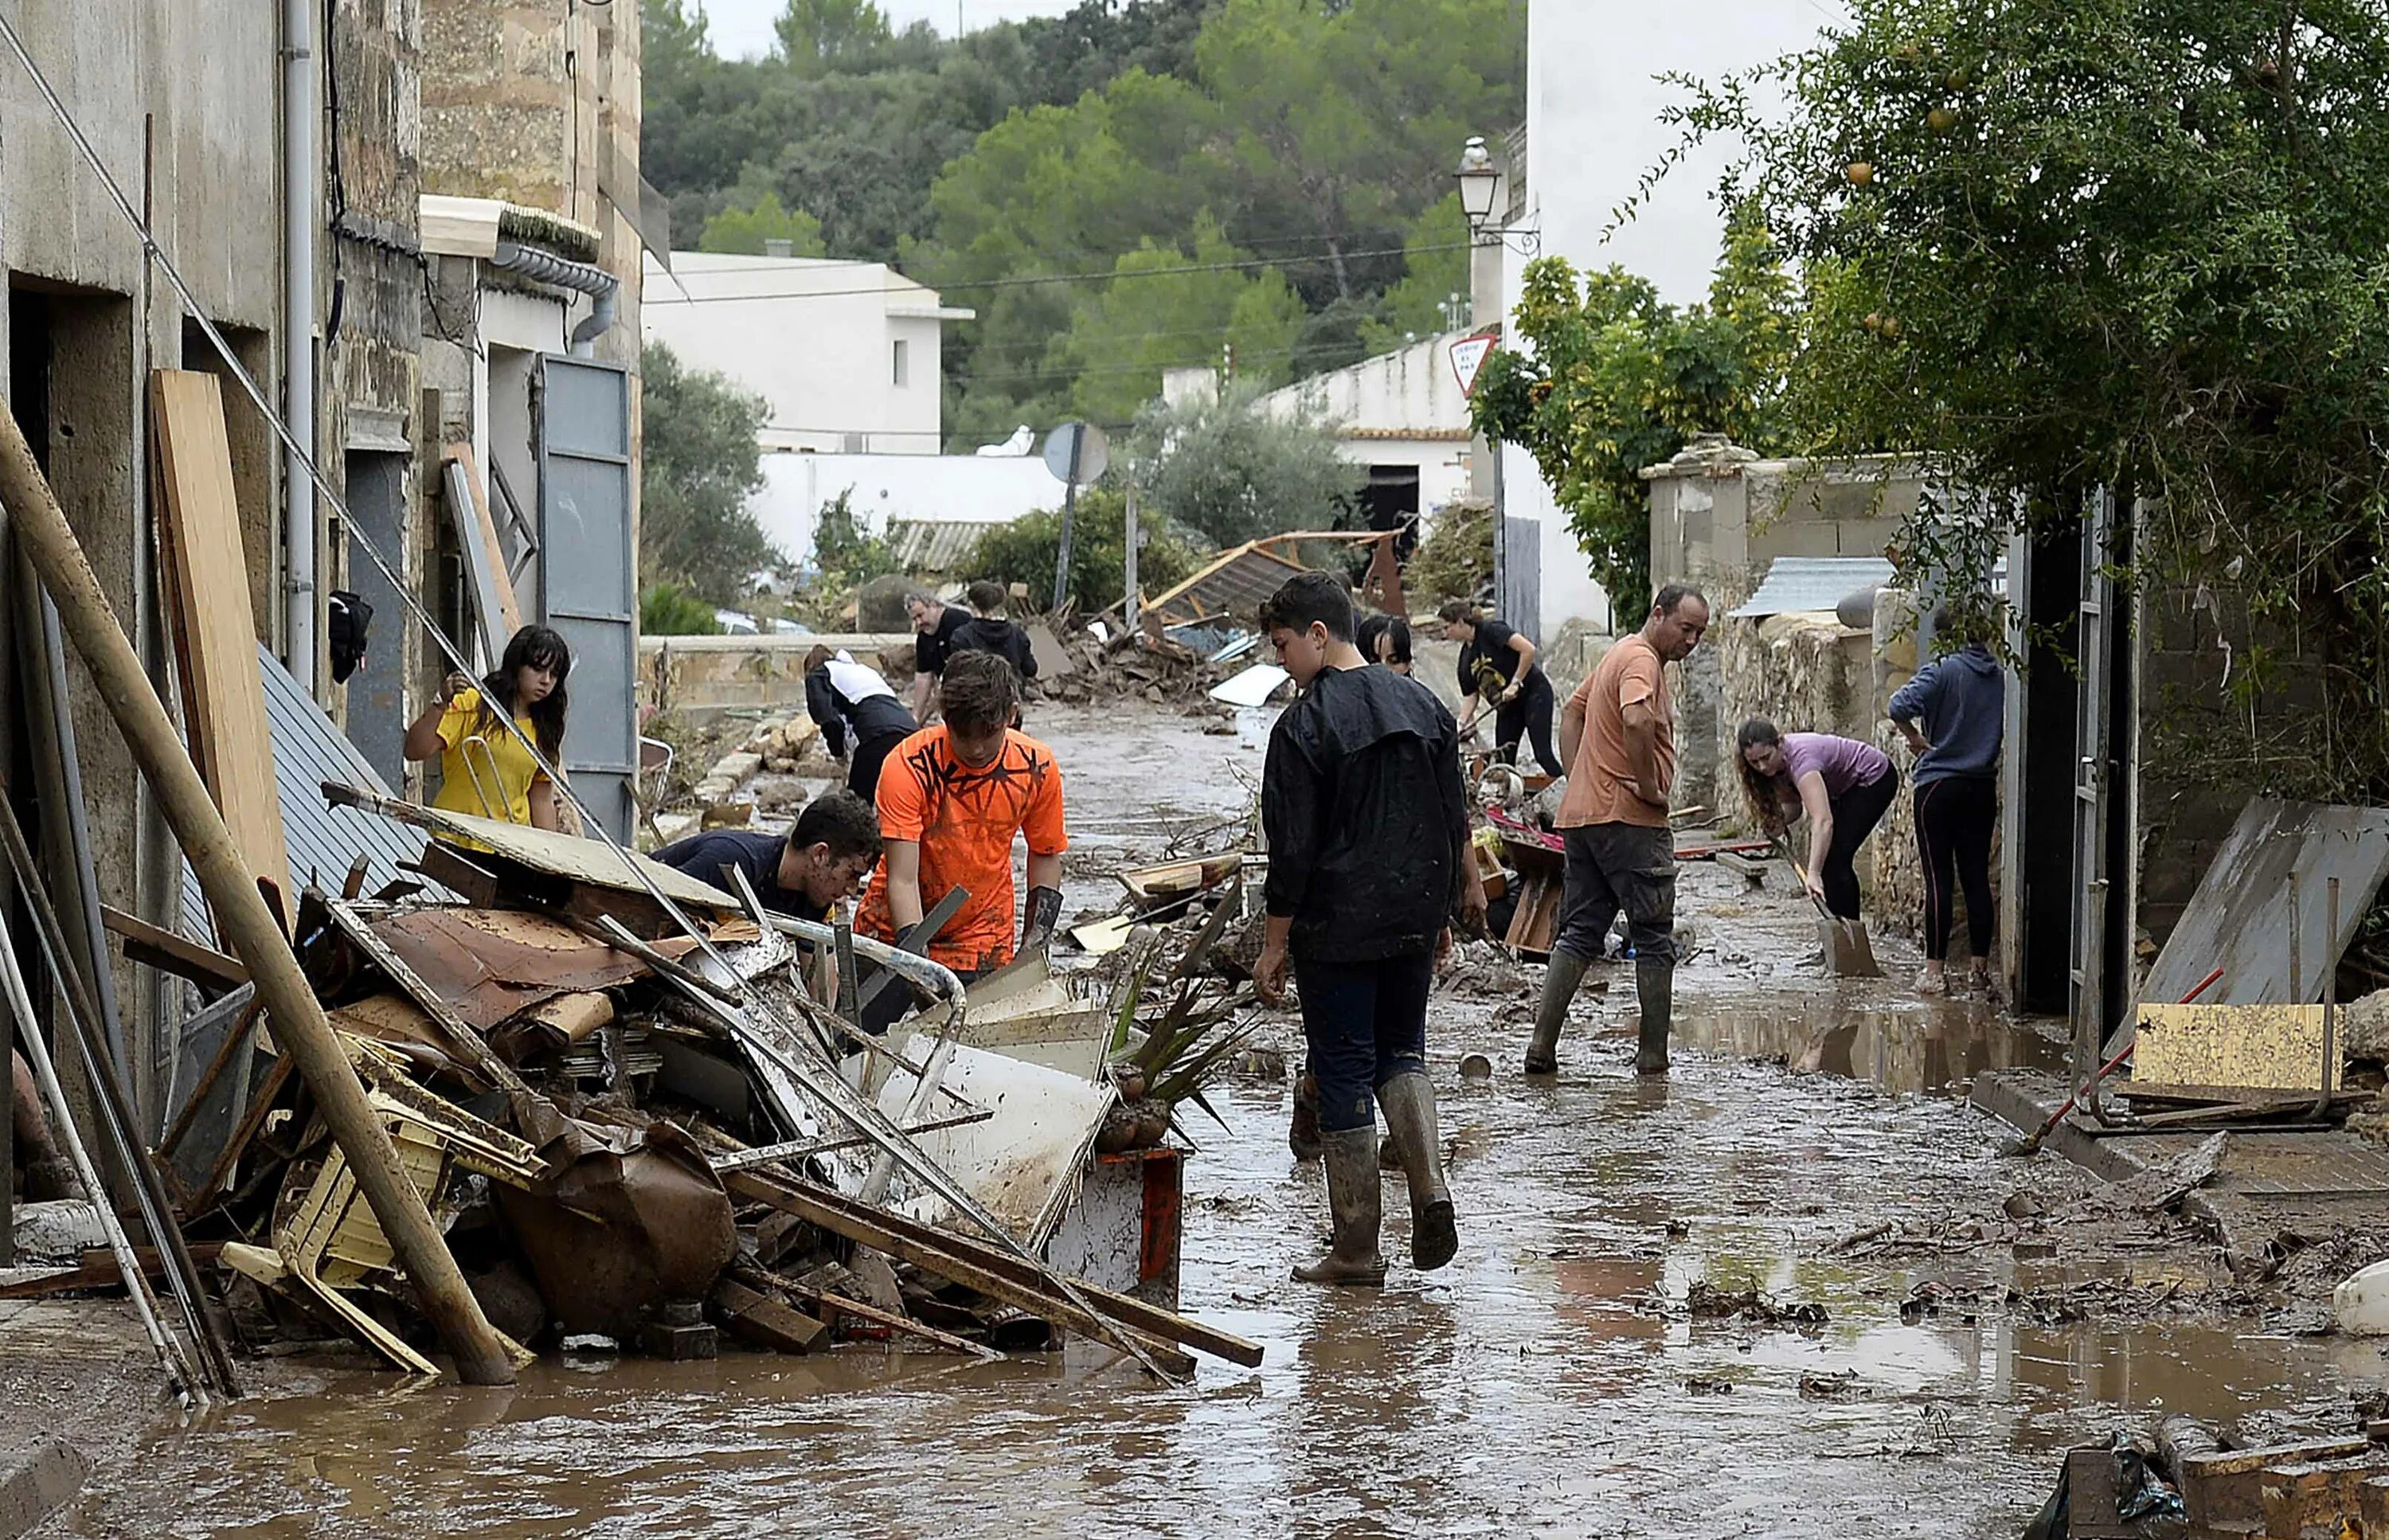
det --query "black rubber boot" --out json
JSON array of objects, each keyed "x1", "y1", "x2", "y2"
[
  {"x1": 1288, "y1": 1072, "x2": 1323, "y2": 1162},
  {"x1": 1292, "y1": 1127, "x2": 1387, "y2": 1287},
  {"x1": 1526, "y1": 949, "x2": 1587, "y2": 1074},
  {"x1": 1634, "y1": 957, "x2": 1673, "y2": 1075},
  {"x1": 1378, "y1": 1072, "x2": 1458, "y2": 1271}
]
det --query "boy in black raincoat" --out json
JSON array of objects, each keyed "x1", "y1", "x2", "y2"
[{"x1": 1255, "y1": 573, "x2": 1484, "y2": 1284}]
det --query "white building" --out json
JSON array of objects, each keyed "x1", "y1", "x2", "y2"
[
  {"x1": 1492, "y1": 0, "x2": 1832, "y2": 644},
  {"x1": 752, "y1": 450, "x2": 1063, "y2": 573},
  {"x1": 641, "y1": 251, "x2": 974, "y2": 455},
  {"x1": 1251, "y1": 333, "x2": 1477, "y2": 533}
]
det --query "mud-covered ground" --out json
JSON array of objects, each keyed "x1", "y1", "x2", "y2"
[{"x1": 41, "y1": 701, "x2": 2389, "y2": 1538}]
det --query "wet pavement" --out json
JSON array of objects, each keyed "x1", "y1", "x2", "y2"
[{"x1": 46, "y1": 703, "x2": 2389, "y2": 1538}]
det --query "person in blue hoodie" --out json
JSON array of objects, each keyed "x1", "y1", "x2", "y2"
[{"x1": 1887, "y1": 620, "x2": 2006, "y2": 994}]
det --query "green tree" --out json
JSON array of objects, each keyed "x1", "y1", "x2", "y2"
[
  {"x1": 1667, "y1": 0, "x2": 2389, "y2": 795},
  {"x1": 639, "y1": 342, "x2": 777, "y2": 604},
  {"x1": 810, "y1": 487, "x2": 901, "y2": 588},
  {"x1": 775, "y1": 0, "x2": 893, "y2": 73},
  {"x1": 966, "y1": 488, "x2": 1199, "y2": 613},
  {"x1": 1057, "y1": 217, "x2": 1308, "y2": 424},
  {"x1": 1130, "y1": 383, "x2": 1364, "y2": 549},
  {"x1": 641, "y1": 581, "x2": 723, "y2": 636},
  {"x1": 697, "y1": 188, "x2": 828, "y2": 256},
  {"x1": 1363, "y1": 195, "x2": 1472, "y2": 353},
  {"x1": 1471, "y1": 217, "x2": 1798, "y2": 606}
]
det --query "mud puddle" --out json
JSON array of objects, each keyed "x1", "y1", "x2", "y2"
[
  {"x1": 57, "y1": 703, "x2": 2389, "y2": 1538},
  {"x1": 1672, "y1": 994, "x2": 2068, "y2": 1097}
]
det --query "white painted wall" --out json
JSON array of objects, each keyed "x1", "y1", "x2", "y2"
[
  {"x1": 1497, "y1": 0, "x2": 1833, "y2": 635},
  {"x1": 642, "y1": 252, "x2": 970, "y2": 455},
  {"x1": 1251, "y1": 334, "x2": 1478, "y2": 519},
  {"x1": 756, "y1": 451, "x2": 1063, "y2": 566}
]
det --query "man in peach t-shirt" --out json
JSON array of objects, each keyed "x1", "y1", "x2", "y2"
[{"x1": 1524, "y1": 584, "x2": 1711, "y2": 1077}]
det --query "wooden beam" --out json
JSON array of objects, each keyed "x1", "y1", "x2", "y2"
[
  {"x1": 151, "y1": 370, "x2": 288, "y2": 927},
  {"x1": 101, "y1": 905, "x2": 248, "y2": 994},
  {"x1": 722, "y1": 1167, "x2": 1259, "y2": 1370}
]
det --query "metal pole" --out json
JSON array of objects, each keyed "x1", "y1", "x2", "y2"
[
  {"x1": 1124, "y1": 481, "x2": 1140, "y2": 631},
  {"x1": 1051, "y1": 428, "x2": 1084, "y2": 613},
  {"x1": 0, "y1": 907, "x2": 200, "y2": 1407},
  {"x1": 282, "y1": 0, "x2": 317, "y2": 692}
]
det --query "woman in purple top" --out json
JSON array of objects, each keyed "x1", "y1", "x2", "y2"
[{"x1": 1735, "y1": 719, "x2": 1899, "y2": 920}]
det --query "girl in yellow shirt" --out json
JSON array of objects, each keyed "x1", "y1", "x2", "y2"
[{"x1": 403, "y1": 624, "x2": 572, "y2": 830}]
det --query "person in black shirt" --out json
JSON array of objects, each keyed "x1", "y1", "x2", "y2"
[
  {"x1": 1258, "y1": 573, "x2": 1485, "y2": 1286},
  {"x1": 653, "y1": 790, "x2": 882, "y2": 924},
  {"x1": 906, "y1": 592, "x2": 972, "y2": 722},
  {"x1": 948, "y1": 580, "x2": 1040, "y2": 687},
  {"x1": 1439, "y1": 600, "x2": 1560, "y2": 776},
  {"x1": 804, "y1": 645, "x2": 918, "y2": 801}
]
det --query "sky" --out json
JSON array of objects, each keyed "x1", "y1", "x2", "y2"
[{"x1": 696, "y1": 0, "x2": 1079, "y2": 60}]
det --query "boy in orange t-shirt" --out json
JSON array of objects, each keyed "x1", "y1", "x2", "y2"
[{"x1": 855, "y1": 651, "x2": 1065, "y2": 1029}]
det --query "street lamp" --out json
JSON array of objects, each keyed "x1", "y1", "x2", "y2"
[{"x1": 1455, "y1": 135, "x2": 1501, "y2": 229}]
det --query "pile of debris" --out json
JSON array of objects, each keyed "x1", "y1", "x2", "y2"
[
  {"x1": 7, "y1": 789, "x2": 1262, "y2": 1394},
  {"x1": 2019, "y1": 1417, "x2": 2389, "y2": 1538},
  {"x1": 1043, "y1": 627, "x2": 1239, "y2": 711}
]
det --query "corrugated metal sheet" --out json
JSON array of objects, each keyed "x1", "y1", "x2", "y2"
[
  {"x1": 182, "y1": 645, "x2": 448, "y2": 939},
  {"x1": 887, "y1": 518, "x2": 1003, "y2": 573},
  {"x1": 1729, "y1": 555, "x2": 2012, "y2": 619},
  {"x1": 1728, "y1": 557, "x2": 1895, "y2": 618},
  {"x1": 1148, "y1": 546, "x2": 1307, "y2": 626}
]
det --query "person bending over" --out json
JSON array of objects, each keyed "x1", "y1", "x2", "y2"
[
  {"x1": 654, "y1": 789, "x2": 882, "y2": 924},
  {"x1": 1737, "y1": 720, "x2": 1898, "y2": 922},
  {"x1": 804, "y1": 645, "x2": 917, "y2": 802},
  {"x1": 854, "y1": 651, "x2": 1067, "y2": 1030},
  {"x1": 1439, "y1": 600, "x2": 1560, "y2": 776}
]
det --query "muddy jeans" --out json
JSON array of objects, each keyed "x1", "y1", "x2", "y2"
[
  {"x1": 1292, "y1": 950, "x2": 1435, "y2": 1133},
  {"x1": 1552, "y1": 822, "x2": 1677, "y2": 966}
]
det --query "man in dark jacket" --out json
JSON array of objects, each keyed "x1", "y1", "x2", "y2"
[
  {"x1": 804, "y1": 645, "x2": 918, "y2": 801},
  {"x1": 1257, "y1": 573, "x2": 1484, "y2": 1286},
  {"x1": 654, "y1": 790, "x2": 882, "y2": 924},
  {"x1": 948, "y1": 579, "x2": 1039, "y2": 685}
]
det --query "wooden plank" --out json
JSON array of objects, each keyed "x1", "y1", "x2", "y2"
[
  {"x1": 443, "y1": 446, "x2": 520, "y2": 659},
  {"x1": 722, "y1": 1167, "x2": 1259, "y2": 1370},
  {"x1": 737, "y1": 1263, "x2": 999, "y2": 1361},
  {"x1": 2135, "y1": 1004, "x2": 2338, "y2": 1093},
  {"x1": 151, "y1": 370, "x2": 288, "y2": 924},
  {"x1": 708, "y1": 1276, "x2": 827, "y2": 1355},
  {"x1": 102, "y1": 903, "x2": 248, "y2": 993}
]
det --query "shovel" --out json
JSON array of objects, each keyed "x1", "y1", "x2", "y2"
[{"x1": 1776, "y1": 837, "x2": 1882, "y2": 978}]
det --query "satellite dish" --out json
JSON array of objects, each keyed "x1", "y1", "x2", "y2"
[{"x1": 1042, "y1": 422, "x2": 1109, "y2": 487}]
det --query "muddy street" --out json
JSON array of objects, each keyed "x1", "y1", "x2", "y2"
[{"x1": 46, "y1": 704, "x2": 2389, "y2": 1538}]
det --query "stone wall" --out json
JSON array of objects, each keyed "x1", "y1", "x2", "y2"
[
  {"x1": 1713, "y1": 612, "x2": 1928, "y2": 933},
  {"x1": 641, "y1": 634, "x2": 914, "y2": 717}
]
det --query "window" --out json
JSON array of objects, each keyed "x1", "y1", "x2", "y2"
[{"x1": 891, "y1": 338, "x2": 909, "y2": 388}]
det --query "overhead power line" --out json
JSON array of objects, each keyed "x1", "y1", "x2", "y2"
[{"x1": 643, "y1": 240, "x2": 1474, "y2": 306}]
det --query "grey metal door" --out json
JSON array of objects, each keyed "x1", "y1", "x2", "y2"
[
  {"x1": 536, "y1": 354, "x2": 636, "y2": 841},
  {"x1": 1502, "y1": 515, "x2": 1542, "y2": 644},
  {"x1": 2069, "y1": 488, "x2": 2114, "y2": 1085},
  {"x1": 342, "y1": 451, "x2": 409, "y2": 786}
]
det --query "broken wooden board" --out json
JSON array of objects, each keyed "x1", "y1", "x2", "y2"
[
  {"x1": 1119, "y1": 854, "x2": 1244, "y2": 905},
  {"x1": 1023, "y1": 619, "x2": 1073, "y2": 679},
  {"x1": 151, "y1": 369, "x2": 288, "y2": 926},
  {"x1": 709, "y1": 1276, "x2": 826, "y2": 1354},
  {"x1": 2134, "y1": 1003, "x2": 2339, "y2": 1093},
  {"x1": 442, "y1": 444, "x2": 521, "y2": 666}
]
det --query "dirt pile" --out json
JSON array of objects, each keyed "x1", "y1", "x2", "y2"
[{"x1": 1044, "y1": 630, "x2": 1238, "y2": 713}]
